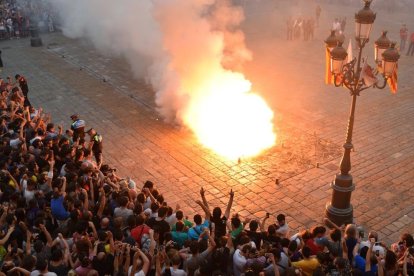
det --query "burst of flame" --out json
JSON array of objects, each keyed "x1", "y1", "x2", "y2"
[{"x1": 182, "y1": 71, "x2": 276, "y2": 160}]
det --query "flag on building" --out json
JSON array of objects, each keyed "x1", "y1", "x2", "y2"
[
  {"x1": 387, "y1": 63, "x2": 398, "y2": 93},
  {"x1": 325, "y1": 48, "x2": 333, "y2": 85},
  {"x1": 360, "y1": 58, "x2": 378, "y2": 87},
  {"x1": 347, "y1": 39, "x2": 353, "y2": 63}
]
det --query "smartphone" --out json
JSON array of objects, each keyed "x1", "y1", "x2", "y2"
[
  {"x1": 359, "y1": 230, "x2": 364, "y2": 239},
  {"x1": 375, "y1": 250, "x2": 380, "y2": 256}
]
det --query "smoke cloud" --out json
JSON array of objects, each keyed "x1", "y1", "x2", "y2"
[
  {"x1": 50, "y1": 0, "x2": 250, "y2": 122},
  {"x1": 50, "y1": 0, "x2": 276, "y2": 158}
]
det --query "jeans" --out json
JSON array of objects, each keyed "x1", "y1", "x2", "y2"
[
  {"x1": 400, "y1": 38, "x2": 407, "y2": 51},
  {"x1": 407, "y1": 42, "x2": 414, "y2": 56}
]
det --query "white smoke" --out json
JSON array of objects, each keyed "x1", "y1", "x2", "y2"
[{"x1": 49, "y1": 0, "x2": 251, "y2": 123}]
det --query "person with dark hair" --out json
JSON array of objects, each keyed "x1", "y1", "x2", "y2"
[
  {"x1": 86, "y1": 128, "x2": 103, "y2": 169},
  {"x1": 171, "y1": 221, "x2": 189, "y2": 248},
  {"x1": 92, "y1": 242, "x2": 115, "y2": 276},
  {"x1": 274, "y1": 213, "x2": 289, "y2": 238},
  {"x1": 188, "y1": 190, "x2": 211, "y2": 240},
  {"x1": 353, "y1": 244, "x2": 378, "y2": 275},
  {"x1": 130, "y1": 214, "x2": 150, "y2": 247},
  {"x1": 246, "y1": 219, "x2": 262, "y2": 250},
  {"x1": 392, "y1": 232, "x2": 414, "y2": 259},
  {"x1": 51, "y1": 176, "x2": 70, "y2": 224},
  {"x1": 49, "y1": 234, "x2": 71, "y2": 276},
  {"x1": 233, "y1": 243, "x2": 252, "y2": 276},
  {"x1": 70, "y1": 114, "x2": 85, "y2": 142},
  {"x1": 181, "y1": 229, "x2": 216, "y2": 275},
  {"x1": 316, "y1": 228, "x2": 342, "y2": 258},
  {"x1": 292, "y1": 246, "x2": 319, "y2": 276},
  {"x1": 146, "y1": 206, "x2": 170, "y2": 244},
  {"x1": 31, "y1": 257, "x2": 57, "y2": 276},
  {"x1": 14, "y1": 74, "x2": 30, "y2": 107},
  {"x1": 210, "y1": 189, "x2": 234, "y2": 239},
  {"x1": 172, "y1": 209, "x2": 193, "y2": 231},
  {"x1": 114, "y1": 196, "x2": 133, "y2": 228}
]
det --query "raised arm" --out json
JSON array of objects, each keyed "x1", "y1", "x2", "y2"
[
  {"x1": 46, "y1": 159, "x2": 55, "y2": 189},
  {"x1": 0, "y1": 225, "x2": 15, "y2": 245},
  {"x1": 60, "y1": 176, "x2": 67, "y2": 197},
  {"x1": 81, "y1": 188, "x2": 89, "y2": 211},
  {"x1": 200, "y1": 187, "x2": 210, "y2": 213},
  {"x1": 224, "y1": 189, "x2": 234, "y2": 219},
  {"x1": 39, "y1": 224, "x2": 53, "y2": 247},
  {"x1": 132, "y1": 249, "x2": 150, "y2": 275},
  {"x1": 402, "y1": 250, "x2": 409, "y2": 276},
  {"x1": 260, "y1": 214, "x2": 269, "y2": 232},
  {"x1": 96, "y1": 188, "x2": 106, "y2": 218},
  {"x1": 195, "y1": 200, "x2": 211, "y2": 221},
  {"x1": 365, "y1": 238, "x2": 374, "y2": 272}
]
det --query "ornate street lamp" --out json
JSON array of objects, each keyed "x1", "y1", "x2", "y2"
[
  {"x1": 330, "y1": 43, "x2": 348, "y2": 75},
  {"x1": 325, "y1": 30, "x2": 338, "y2": 52},
  {"x1": 324, "y1": 0, "x2": 400, "y2": 226},
  {"x1": 382, "y1": 43, "x2": 400, "y2": 78},
  {"x1": 375, "y1": 31, "x2": 391, "y2": 65},
  {"x1": 355, "y1": 0, "x2": 376, "y2": 47}
]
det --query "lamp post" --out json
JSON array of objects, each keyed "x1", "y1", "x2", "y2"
[
  {"x1": 324, "y1": 0, "x2": 400, "y2": 226},
  {"x1": 29, "y1": 16, "x2": 43, "y2": 47}
]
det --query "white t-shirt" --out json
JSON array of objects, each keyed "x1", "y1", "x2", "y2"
[
  {"x1": 30, "y1": 271, "x2": 57, "y2": 276},
  {"x1": 166, "y1": 214, "x2": 177, "y2": 228},
  {"x1": 169, "y1": 267, "x2": 187, "y2": 276},
  {"x1": 233, "y1": 249, "x2": 246, "y2": 276},
  {"x1": 128, "y1": 266, "x2": 145, "y2": 276},
  {"x1": 360, "y1": 241, "x2": 386, "y2": 257},
  {"x1": 276, "y1": 223, "x2": 289, "y2": 238}
]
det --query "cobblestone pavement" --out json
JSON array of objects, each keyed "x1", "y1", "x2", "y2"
[{"x1": 1, "y1": 0, "x2": 413, "y2": 244}]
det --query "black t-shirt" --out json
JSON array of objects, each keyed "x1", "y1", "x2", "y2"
[
  {"x1": 247, "y1": 230, "x2": 263, "y2": 250},
  {"x1": 18, "y1": 78, "x2": 29, "y2": 95},
  {"x1": 146, "y1": 218, "x2": 170, "y2": 244},
  {"x1": 92, "y1": 254, "x2": 115, "y2": 276},
  {"x1": 49, "y1": 263, "x2": 70, "y2": 276},
  {"x1": 211, "y1": 216, "x2": 227, "y2": 238},
  {"x1": 262, "y1": 232, "x2": 281, "y2": 248},
  {"x1": 91, "y1": 134, "x2": 103, "y2": 153}
]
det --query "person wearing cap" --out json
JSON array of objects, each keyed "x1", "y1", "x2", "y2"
[
  {"x1": 87, "y1": 128, "x2": 103, "y2": 168},
  {"x1": 70, "y1": 114, "x2": 85, "y2": 141}
]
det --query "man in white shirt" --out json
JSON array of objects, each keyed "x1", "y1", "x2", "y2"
[
  {"x1": 233, "y1": 244, "x2": 252, "y2": 276},
  {"x1": 275, "y1": 214, "x2": 289, "y2": 238}
]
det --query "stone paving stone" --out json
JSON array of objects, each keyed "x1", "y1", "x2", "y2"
[{"x1": 0, "y1": 0, "x2": 412, "y2": 246}]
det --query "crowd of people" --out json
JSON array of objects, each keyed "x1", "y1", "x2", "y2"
[
  {"x1": 400, "y1": 24, "x2": 414, "y2": 57},
  {"x1": 286, "y1": 16, "x2": 316, "y2": 41},
  {"x1": 0, "y1": 69, "x2": 413, "y2": 276},
  {"x1": 0, "y1": 0, "x2": 56, "y2": 40}
]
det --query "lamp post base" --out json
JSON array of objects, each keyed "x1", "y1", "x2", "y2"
[
  {"x1": 325, "y1": 203, "x2": 353, "y2": 226},
  {"x1": 325, "y1": 173, "x2": 355, "y2": 226},
  {"x1": 31, "y1": 37, "x2": 43, "y2": 47}
]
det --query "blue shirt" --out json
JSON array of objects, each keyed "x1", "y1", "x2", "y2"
[
  {"x1": 188, "y1": 220, "x2": 209, "y2": 240},
  {"x1": 354, "y1": 255, "x2": 377, "y2": 275},
  {"x1": 51, "y1": 196, "x2": 70, "y2": 220}
]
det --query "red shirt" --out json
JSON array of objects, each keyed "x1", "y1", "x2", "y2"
[
  {"x1": 306, "y1": 238, "x2": 324, "y2": 255},
  {"x1": 130, "y1": 225, "x2": 150, "y2": 245}
]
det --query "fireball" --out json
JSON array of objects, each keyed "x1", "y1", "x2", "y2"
[{"x1": 182, "y1": 71, "x2": 276, "y2": 160}]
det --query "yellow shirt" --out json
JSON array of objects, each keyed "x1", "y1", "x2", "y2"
[{"x1": 292, "y1": 258, "x2": 320, "y2": 276}]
